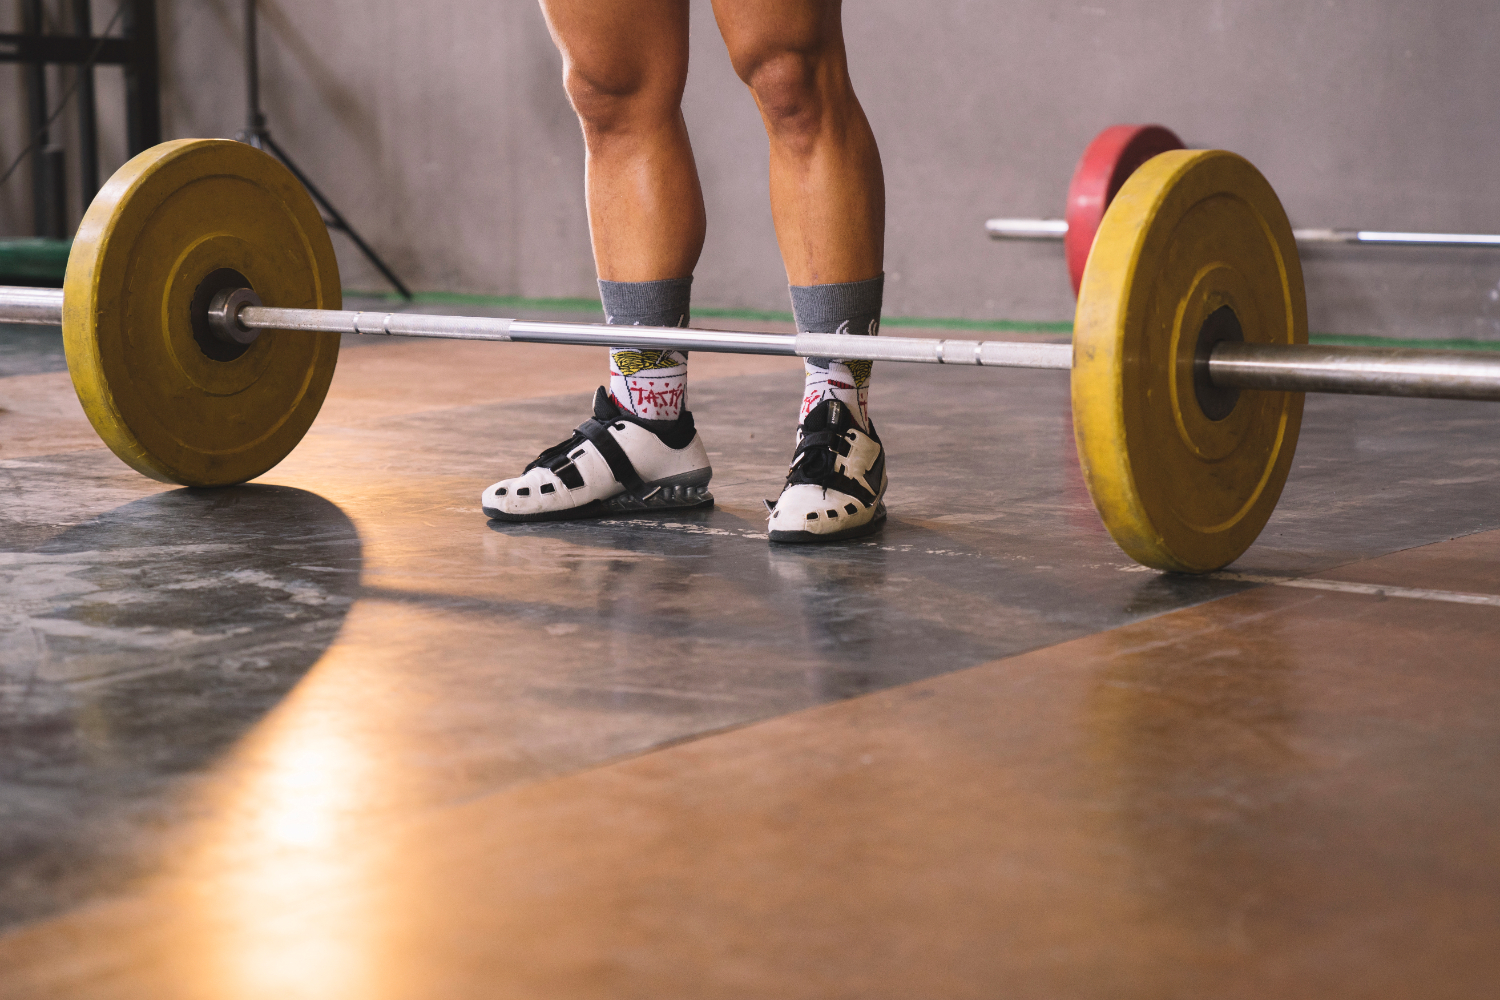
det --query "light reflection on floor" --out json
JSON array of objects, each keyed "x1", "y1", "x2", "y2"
[{"x1": 3, "y1": 339, "x2": 1500, "y2": 995}]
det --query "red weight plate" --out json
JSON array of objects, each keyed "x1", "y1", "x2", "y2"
[{"x1": 1063, "y1": 124, "x2": 1185, "y2": 295}]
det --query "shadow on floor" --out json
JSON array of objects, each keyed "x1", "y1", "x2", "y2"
[{"x1": 0, "y1": 484, "x2": 362, "y2": 926}]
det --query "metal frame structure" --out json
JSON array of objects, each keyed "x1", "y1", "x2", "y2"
[
  {"x1": 236, "y1": 0, "x2": 412, "y2": 300},
  {"x1": 1, "y1": 0, "x2": 160, "y2": 238}
]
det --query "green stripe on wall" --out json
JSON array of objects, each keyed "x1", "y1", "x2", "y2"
[
  {"x1": 0, "y1": 238, "x2": 71, "y2": 282},
  {"x1": 347, "y1": 289, "x2": 604, "y2": 313}
]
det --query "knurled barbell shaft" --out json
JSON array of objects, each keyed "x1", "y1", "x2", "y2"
[
  {"x1": 0, "y1": 285, "x2": 1068, "y2": 368},
  {"x1": 4, "y1": 285, "x2": 1500, "y2": 401},
  {"x1": 227, "y1": 303, "x2": 1500, "y2": 402},
  {"x1": 985, "y1": 218, "x2": 1500, "y2": 249},
  {"x1": 235, "y1": 304, "x2": 1074, "y2": 369}
]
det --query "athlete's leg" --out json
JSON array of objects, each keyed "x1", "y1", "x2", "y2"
[
  {"x1": 481, "y1": 3, "x2": 714, "y2": 523},
  {"x1": 711, "y1": 0, "x2": 883, "y2": 286},
  {"x1": 540, "y1": 0, "x2": 704, "y2": 282},
  {"x1": 541, "y1": 0, "x2": 702, "y2": 424},
  {"x1": 714, "y1": 0, "x2": 889, "y2": 542}
]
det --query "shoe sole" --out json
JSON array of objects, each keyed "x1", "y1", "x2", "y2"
[
  {"x1": 768, "y1": 507, "x2": 887, "y2": 544},
  {"x1": 484, "y1": 492, "x2": 714, "y2": 524}
]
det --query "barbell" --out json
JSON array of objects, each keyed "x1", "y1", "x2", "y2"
[
  {"x1": 4, "y1": 138, "x2": 1499, "y2": 574},
  {"x1": 985, "y1": 124, "x2": 1500, "y2": 295}
]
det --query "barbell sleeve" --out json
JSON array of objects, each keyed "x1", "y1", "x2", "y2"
[
  {"x1": 1208, "y1": 342, "x2": 1500, "y2": 402},
  {"x1": 0, "y1": 286, "x2": 64, "y2": 326},
  {"x1": 983, "y1": 218, "x2": 1070, "y2": 241}
]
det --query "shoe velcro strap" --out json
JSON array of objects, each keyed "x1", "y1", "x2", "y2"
[
  {"x1": 832, "y1": 472, "x2": 878, "y2": 505},
  {"x1": 785, "y1": 467, "x2": 878, "y2": 506},
  {"x1": 524, "y1": 431, "x2": 584, "y2": 474},
  {"x1": 575, "y1": 418, "x2": 644, "y2": 492},
  {"x1": 784, "y1": 425, "x2": 882, "y2": 505},
  {"x1": 794, "y1": 430, "x2": 846, "y2": 453}
]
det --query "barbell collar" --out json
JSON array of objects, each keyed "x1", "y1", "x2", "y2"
[
  {"x1": 1210, "y1": 342, "x2": 1500, "y2": 402},
  {"x1": 207, "y1": 286, "x2": 264, "y2": 345}
]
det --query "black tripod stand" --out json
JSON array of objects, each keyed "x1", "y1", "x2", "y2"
[{"x1": 236, "y1": 0, "x2": 412, "y2": 300}]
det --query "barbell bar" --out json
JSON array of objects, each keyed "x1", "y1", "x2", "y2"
[
  {"x1": 986, "y1": 123, "x2": 1500, "y2": 296},
  {"x1": 986, "y1": 217, "x2": 1500, "y2": 249},
  {"x1": 4, "y1": 137, "x2": 1499, "y2": 575},
  {"x1": 6, "y1": 282, "x2": 1499, "y2": 400}
]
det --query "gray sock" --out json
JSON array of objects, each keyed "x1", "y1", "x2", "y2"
[
  {"x1": 789, "y1": 274, "x2": 883, "y2": 427},
  {"x1": 789, "y1": 274, "x2": 884, "y2": 339},
  {"x1": 599, "y1": 277, "x2": 693, "y2": 423},
  {"x1": 598, "y1": 277, "x2": 693, "y2": 328}
]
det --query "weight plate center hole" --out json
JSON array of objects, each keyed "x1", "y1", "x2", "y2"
[
  {"x1": 191, "y1": 268, "x2": 259, "y2": 363},
  {"x1": 1194, "y1": 304, "x2": 1244, "y2": 421}
]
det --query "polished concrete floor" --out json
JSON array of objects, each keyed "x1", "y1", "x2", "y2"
[{"x1": 2, "y1": 310, "x2": 1499, "y2": 997}]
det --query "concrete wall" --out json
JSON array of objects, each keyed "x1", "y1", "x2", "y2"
[{"x1": 7, "y1": 1, "x2": 1500, "y2": 339}]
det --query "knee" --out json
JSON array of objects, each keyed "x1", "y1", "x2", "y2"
[
  {"x1": 739, "y1": 50, "x2": 828, "y2": 153},
  {"x1": 562, "y1": 61, "x2": 683, "y2": 140}
]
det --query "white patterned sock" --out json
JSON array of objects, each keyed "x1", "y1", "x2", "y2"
[
  {"x1": 799, "y1": 359, "x2": 872, "y2": 428},
  {"x1": 599, "y1": 277, "x2": 692, "y2": 423},
  {"x1": 609, "y1": 348, "x2": 689, "y2": 422},
  {"x1": 790, "y1": 275, "x2": 883, "y2": 431}
]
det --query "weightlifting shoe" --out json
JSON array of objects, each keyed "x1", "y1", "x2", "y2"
[
  {"x1": 482, "y1": 387, "x2": 713, "y2": 522},
  {"x1": 766, "y1": 398, "x2": 887, "y2": 543}
]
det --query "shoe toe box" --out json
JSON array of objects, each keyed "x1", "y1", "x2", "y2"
[
  {"x1": 482, "y1": 469, "x2": 566, "y2": 516},
  {"x1": 768, "y1": 483, "x2": 876, "y2": 536}
]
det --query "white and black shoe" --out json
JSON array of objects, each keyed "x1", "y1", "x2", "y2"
[
  {"x1": 766, "y1": 398, "x2": 888, "y2": 543},
  {"x1": 482, "y1": 387, "x2": 713, "y2": 522}
]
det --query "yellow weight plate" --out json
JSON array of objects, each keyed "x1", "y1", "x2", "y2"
[
  {"x1": 1072, "y1": 149, "x2": 1307, "y2": 573},
  {"x1": 63, "y1": 139, "x2": 341, "y2": 487}
]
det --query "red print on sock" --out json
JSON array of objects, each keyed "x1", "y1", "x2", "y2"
[
  {"x1": 627, "y1": 379, "x2": 685, "y2": 416},
  {"x1": 800, "y1": 388, "x2": 824, "y2": 421}
]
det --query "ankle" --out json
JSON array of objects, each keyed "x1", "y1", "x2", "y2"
[
  {"x1": 790, "y1": 274, "x2": 883, "y2": 431},
  {"x1": 601, "y1": 277, "x2": 693, "y2": 422}
]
